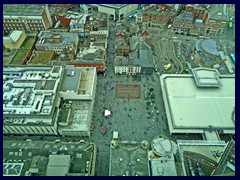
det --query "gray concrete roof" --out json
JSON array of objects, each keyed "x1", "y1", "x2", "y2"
[
  {"x1": 130, "y1": 36, "x2": 151, "y2": 51},
  {"x1": 58, "y1": 101, "x2": 93, "y2": 132},
  {"x1": 114, "y1": 56, "x2": 129, "y2": 66},
  {"x1": 149, "y1": 154, "x2": 177, "y2": 176},
  {"x1": 3, "y1": 4, "x2": 46, "y2": 16},
  {"x1": 3, "y1": 140, "x2": 96, "y2": 176},
  {"x1": 195, "y1": 39, "x2": 203, "y2": 51},
  {"x1": 192, "y1": 68, "x2": 222, "y2": 87},
  {"x1": 209, "y1": 4, "x2": 228, "y2": 21},
  {"x1": 99, "y1": 4, "x2": 128, "y2": 9},
  {"x1": 36, "y1": 31, "x2": 78, "y2": 47},
  {"x1": 46, "y1": 155, "x2": 70, "y2": 176},
  {"x1": 130, "y1": 49, "x2": 154, "y2": 68},
  {"x1": 160, "y1": 72, "x2": 235, "y2": 134},
  {"x1": 60, "y1": 68, "x2": 81, "y2": 92},
  {"x1": 200, "y1": 39, "x2": 220, "y2": 56}
]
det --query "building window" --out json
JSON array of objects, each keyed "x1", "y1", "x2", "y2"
[{"x1": 206, "y1": 27, "x2": 211, "y2": 34}]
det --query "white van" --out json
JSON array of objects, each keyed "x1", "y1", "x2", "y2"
[{"x1": 113, "y1": 131, "x2": 119, "y2": 140}]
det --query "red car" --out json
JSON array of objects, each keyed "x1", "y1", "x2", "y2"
[{"x1": 101, "y1": 126, "x2": 107, "y2": 135}]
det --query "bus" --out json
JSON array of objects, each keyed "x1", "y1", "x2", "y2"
[
  {"x1": 164, "y1": 64, "x2": 172, "y2": 70},
  {"x1": 230, "y1": 53, "x2": 235, "y2": 64},
  {"x1": 129, "y1": 12, "x2": 137, "y2": 18}
]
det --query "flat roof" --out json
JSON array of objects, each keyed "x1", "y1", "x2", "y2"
[
  {"x1": 192, "y1": 68, "x2": 222, "y2": 87},
  {"x1": 9, "y1": 31, "x2": 24, "y2": 43},
  {"x1": 60, "y1": 68, "x2": 81, "y2": 92},
  {"x1": 60, "y1": 67, "x2": 96, "y2": 95},
  {"x1": 46, "y1": 155, "x2": 70, "y2": 176},
  {"x1": 3, "y1": 4, "x2": 46, "y2": 17},
  {"x1": 160, "y1": 71, "x2": 235, "y2": 134},
  {"x1": 200, "y1": 39, "x2": 220, "y2": 56},
  {"x1": 36, "y1": 31, "x2": 78, "y2": 47},
  {"x1": 58, "y1": 101, "x2": 93, "y2": 132},
  {"x1": 149, "y1": 153, "x2": 177, "y2": 176},
  {"x1": 177, "y1": 140, "x2": 226, "y2": 162},
  {"x1": 99, "y1": 4, "x2": 127, "y2": 9},
  {"x1": 3, "y1": 140, "x2": 96, "y2": 176},
  {"x1": 3, "y1": 66, "x2": 63, "y2": 125},
  {"x1": 209, "y1": 4, "x2": 228, "y2": 21}
]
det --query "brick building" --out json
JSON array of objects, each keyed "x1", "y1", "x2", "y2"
[
  {"x1": 115, "y1": 38, "x2": 130, "y2": 56},
  {"x1": 3, "y1": 4, "x2": 52, "y2": 34},
  {"x1": 206, "y1": 4, "x2": 228, "y2": 36},
  {"x1": 35, "y1": 31, "x2": 79, "y2": 55},
  {"x1": 72, "y1": 46, "x2": 106, "y2": 72},
  {"x1": 142, "y1": 5, "x2": 172, "y2": 32}
]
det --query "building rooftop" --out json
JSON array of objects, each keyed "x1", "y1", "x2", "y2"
[
  {"x1": 99, "y1": 4, "x2": 128, "y2": 9},
  {"x1": 3, "y1": 66, "x2": 63, "y2": 125},
  {"x1": 3, "y1": 140, "x2": 96, "y2": 176},
  {"x1": 209, "y1": 4, "x2": 228, "y2": 21},
  {"x1": 200, "y1": 39, "x2": 220, "y2": 56},
  {"x1": 60, "y1": 66, "x2": 96, "y2": 96},
  {"x1": 142, "y1": 5, "x2": 171, "y2": 16},
  {"x1": 109, "y1": 141, "x2": 149, "y2": 176},
  {"x1": 149, "y1": 153, "x2": 177, "y2": 176},
  {"x1": 130, "y1": 49, "x2": 154, "y2": 68},
  {"x1": 177, "y1": 140, "x2": 228, "y2": 176},
  {"x1": 115, "y1": 56, "x2": 130, "y2": 66},
  {"x1": 58, "y1": 101, "x2": 93, "y2": 132},
  {"x1": 151, "y1": 135, "x2": 173, "y2": 157},
  {"x1": 36, "y1": 31, "x2": 78, "y2": 47},
  {"x1": 130, "y1": 36, "x2": 151, "y2": 51},
  {"x1": 160, "y1": 69, "x2": 235, "y2": 134},
  {"x1": 77, "y1": 46, "x2": 106, "y2": 61},
  {"x1": 116, "y1": 38, "x2": 129, "y2": 50},
  {"x1": 192, "y1": 68, "x2": 222, "y2": 87},
  {"x1": 85, "y1": 12, "x2": 108, "y2": 30},
  {"x1": 3, "y1": 31, "x2": 24, "y2": 44},
  {"x1": 3, "y1": 4, "x2": 46, "y2": 17},
  {"x1": 174, "y1": 10, "x2": 194, "y2": 23},
  {"x1": 45, "y1": 155, "x2": 71, "y2": 176}
]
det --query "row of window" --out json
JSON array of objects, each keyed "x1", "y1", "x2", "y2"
[
  {"x1": 4, "y1": 23, "x2": 43, "y2": 28},
  {"x1": 48, "y1": 46, "x2": 73, "y2": 50},
  {"x1": 29, "y1": 24, "x2": 43, "y2": 27},
  {"x1": 4, "y1": 23, "x2": 24, "y2": 27},
  {"x1": 30, "y1": 27, "x2": 44, "y2": 31},
  {"x1": 76, "y1": 64, "x2": 104, "y2": 68},
  {"x1": 4, "y1": 27, "x2": 25, "y2": 30},
  {"x1": 4, "y1": 19, "x2": 42, "y2": 23},
  {"x1": 4, "y1": 125, "x2": 55, "y2": 134}
]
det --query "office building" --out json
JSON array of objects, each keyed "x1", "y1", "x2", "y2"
[
  {"x1": 3, "y1": 66, "x2": 97, "y2": 137},
  {"x1": 3, "y1": 4, "x2": 52, "y2": 34},
  {"x1": 82, "y1": 4, "x2": 139, "y2": 21}
]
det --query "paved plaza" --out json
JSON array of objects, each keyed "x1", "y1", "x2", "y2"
[{"x1": 88, "y1": 19, "x2": 172, "y2": 175}]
